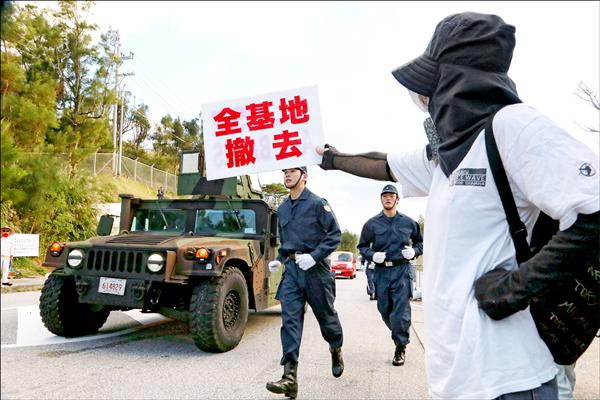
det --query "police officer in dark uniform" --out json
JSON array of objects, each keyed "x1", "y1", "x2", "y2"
[
  {"x1": 358, "y1": 184, "x2": 423, "y2": 366},
  {"x1": 266, "y1": 166, "x2": 344, "y2": 399}
]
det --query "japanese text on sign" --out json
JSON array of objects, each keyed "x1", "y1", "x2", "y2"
[{"x1": 202, "y1": 86, "x2": 324, "y2": 180}]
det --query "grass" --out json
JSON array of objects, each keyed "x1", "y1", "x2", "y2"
[
  {"x1": 11, "y1": 257, "x2": 48, "y2": 278},
  {"x1": 96, "y1": 173, "x2": 179, "y2": 201}
]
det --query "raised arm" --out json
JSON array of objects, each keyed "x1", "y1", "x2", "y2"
[{"x1": 317, "y1": 145, "x2": 396, "y2": 182}]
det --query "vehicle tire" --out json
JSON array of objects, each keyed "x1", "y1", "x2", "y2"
[
  {"x1": 189, "y1": 266, "x2": 249, "y2": 352},
  {"x1": 39, "y1": 271, "x2": 110, "y2": 337}
]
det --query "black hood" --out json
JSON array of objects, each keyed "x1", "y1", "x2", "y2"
[
  {"x1": 392, "y1": 12, "x2": 522, "y2": 176},
  {"x1": 430, "y1": 65, "x2": 521, "y2": 176}
]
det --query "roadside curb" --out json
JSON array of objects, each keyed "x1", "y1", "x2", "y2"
[{"x1": 1, "y1": 277, "x2": 46, "y2": 294}]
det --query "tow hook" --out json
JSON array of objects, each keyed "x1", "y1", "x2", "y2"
[
  {"x1": 133, "y1": 282, "x2": 149, "y2": 300},
  {"x1": 75, "y1": 278, "x2": 89, "y2": 295}
]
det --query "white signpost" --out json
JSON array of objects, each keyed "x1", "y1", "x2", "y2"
[
  {"x1": 201, "y1": 85, "x2": 324, "y2": 180},
  {"x1": 10, "y1": 234, "x2": 39, "y2": 257}
]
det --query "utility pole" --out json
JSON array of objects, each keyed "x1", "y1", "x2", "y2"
[
  {"x1": 118, "y1": 92, "x2": 126, "y2": 176},
  {"x1": 112, "y1": 29, "x2": 134, "y2": 176},
  {"x1": 112, "y1": 31, "x2": 120, "y2": 175}
]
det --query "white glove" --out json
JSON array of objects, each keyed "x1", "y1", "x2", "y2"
[
  {"x1": 401, "y1": 245, "x2": 415, "y2": 260},
  {"x1": 268, "y1": 260, "x2": 282, "y2": 273},
  {"x1": 296, "y1": 254, "x2": 316, "y2": 271},
  {"x1": 372, "y1": 252, "x2": 386, "y2": 264},
  {"x1": 368, "y1": 262, "x2": 375, "y2": 270}
]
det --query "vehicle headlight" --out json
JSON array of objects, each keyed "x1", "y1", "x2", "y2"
[
  {"x1": 67, "y1": 249, "x2": 84, "y2": 268},
  {"x1": 147, "y1": 253, "x2": 165, "y2": 272}
]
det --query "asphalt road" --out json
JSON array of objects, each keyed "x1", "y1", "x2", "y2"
[
  {"x1": 0, "y1": 272, "x2": 430, "y2": 400},
  {"x1": 1, "y1": 272, "x2": 598, "y2": 399}
]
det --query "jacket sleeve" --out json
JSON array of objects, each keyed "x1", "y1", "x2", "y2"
[
  {"x1": 357, "y1": 221, "x2": 375, "y2": 262},
  {"x1": 474, "y1": 211, "x2": 600, "y2": 320},
  {"x1": 309, "y1": 199, "x2": 341, "y2": 262},
  {"x1": 276, "y1": 215, "x2": 286, "y2": 262},
  {"x1": 411, "y1": 221, "x2": 424, "y2": 257}
]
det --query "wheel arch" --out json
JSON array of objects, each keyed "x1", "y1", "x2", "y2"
[{"x1": 223, "y1": 258, "x2": 254, "y2": 310}]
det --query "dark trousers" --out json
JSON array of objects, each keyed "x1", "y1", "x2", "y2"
[
  {"x1": 374, "y1": 264, "x2": 411, "y2": 346},
  {"x1": 494, "y1": 377, "x2": 557, "y2": 400},
  {"x1": 276, "y1": 259, "x2": 344, "y2": 365},
  {"x1": 365, "y1": 267, "x2": 376, "y2": 295}
]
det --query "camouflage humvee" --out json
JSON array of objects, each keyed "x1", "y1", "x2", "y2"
[{"x1": 39, "y1": 151, "x2": 283, "y2": 352}]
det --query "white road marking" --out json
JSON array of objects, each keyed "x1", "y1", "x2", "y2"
[{"x1": 1, "y1": 306, "x2": 170, "y2": 349}]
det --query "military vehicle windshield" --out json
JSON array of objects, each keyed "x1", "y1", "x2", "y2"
[
  {"x1": 195, "y1": 209, "x2": 257, "y2": 235},
  {"x1": 131, "y1": 209, "x2": 187, "y2": 233}
]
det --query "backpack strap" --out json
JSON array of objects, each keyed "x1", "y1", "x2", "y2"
[{"x1": 484, "y1": 111, "x2": 533, "y2": 264}]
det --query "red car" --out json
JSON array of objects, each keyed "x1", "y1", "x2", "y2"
[{"x1": 329, "y1": 251, "x2": 356, "y2": 279}]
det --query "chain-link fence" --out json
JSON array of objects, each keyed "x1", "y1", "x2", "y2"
[{"x1": 83, "y1": 152, "x2": 178, "y2": 193}]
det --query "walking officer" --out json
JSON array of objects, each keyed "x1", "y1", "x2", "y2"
[
  {"x1": 357, "y1": 184, "x2": 423, "y2": 366},
  {"x1": 266, "y1": 166, "x2": 344, "y2": 399}
]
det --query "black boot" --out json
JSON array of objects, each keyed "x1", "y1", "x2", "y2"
[
  {"x1": 330, "y1": 347, "x2": 344, "y2": 378},
  {"x1": 392, "y1": 344, "x2": 406, "y2": 366},
  {"x1": 266, "y1": 362, "x2": 298, "y2": 399}
]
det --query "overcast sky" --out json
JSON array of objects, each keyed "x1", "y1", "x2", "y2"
[{"x1": 69, "y1": 1, "x2": 599, "y2": 234}]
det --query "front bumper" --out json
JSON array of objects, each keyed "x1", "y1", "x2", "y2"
[
  {"x1": 333, "y1": 269, "x2": 354, "y2": 277},
  {"x1": 74, "y1": 275, "x2": 157, "y2": 308}
]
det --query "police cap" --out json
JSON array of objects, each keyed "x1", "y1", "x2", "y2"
[
  {"x1": 282, "y1": 166, "x2": 307, "y2": 174},
  {"x1": 381, "y1": 184, "x2": 398, "y2": 195}
]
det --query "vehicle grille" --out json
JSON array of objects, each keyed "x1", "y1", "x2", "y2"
[{"x1": 85, "y1": 249, "x2": 147, "y2": 274}]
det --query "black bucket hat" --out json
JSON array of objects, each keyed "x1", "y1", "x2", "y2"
[{"x1": 392, "y1": 12, "x2": 516, "y2": 97}]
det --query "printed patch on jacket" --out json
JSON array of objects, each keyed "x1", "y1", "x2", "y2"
[{"x1": 450, "y1": 168, "x2": 487, "y2": 187}]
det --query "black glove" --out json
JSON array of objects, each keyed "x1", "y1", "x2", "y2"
[
  {"x1": 319, "y1": 144, "x2": 338, "y2": 170},
  {"x1": 474, "y1": 268, "x2": 529, "y2": 320}
]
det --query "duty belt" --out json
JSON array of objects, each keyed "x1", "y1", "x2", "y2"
[
  {"x1": 376, "y1": 259, "x2": 409, "y2": 267},
  {"x1": 287, "y1": 251, "x2": 306, "y2": 261}
]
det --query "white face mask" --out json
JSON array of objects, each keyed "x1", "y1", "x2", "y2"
[{"x1": 408, "y1": 90, "x2": 429, "y2": 113}]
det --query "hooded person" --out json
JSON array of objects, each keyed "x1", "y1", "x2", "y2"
[{"x1": 317, "y1": 11, "x2": 599, "y2": 399}]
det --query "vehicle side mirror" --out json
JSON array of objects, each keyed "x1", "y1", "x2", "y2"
[{"x1": 97, "y1": 215, "x2": 115, "y2": 236}]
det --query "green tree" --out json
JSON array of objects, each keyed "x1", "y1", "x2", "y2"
[
  {"x1": 45, "y1": 1, "x2": 117, "y2": 175},
  {"x1": 123, "y1": 102, "x2": 152, "y2": 150},
  {"x1": 0, "y1": 1, "x2": 117, "y2": 256},
  {"x1": 338, "y1": 229, "x2": 358, "y2": 254},
  {"x1": 150, "y1": 115, "x2": 202, "y2": 173},
  {"x1": 1, "y1": 2, "x2": 58, "y2": 152},
  {"x1": 261, "y1": 183, "x2": 288, "y2": 208}
]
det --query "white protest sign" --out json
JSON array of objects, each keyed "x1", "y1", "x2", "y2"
[
  {"x1": 10, "y1": 234, "x2": 39, "y2": 257},
  {"x1": 202, "y1": 85, "x2": 324, "y2": 180}
]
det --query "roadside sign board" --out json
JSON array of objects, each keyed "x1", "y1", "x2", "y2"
[{"x1": 10, "y1": 234, "x2": 39, "y2": 257}]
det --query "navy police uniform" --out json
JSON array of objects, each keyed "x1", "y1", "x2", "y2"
[
  {"x1": 358, "y1": 208, "x2": 423, "y2": 347},
  {"x1": 275, "y1": 187, "x2": 343, "y2": 365},
  {"x1": 365, "y1": 260, "x2": 376, "y2": 299}
]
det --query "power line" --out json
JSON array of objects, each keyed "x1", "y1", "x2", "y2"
[{"x1": 130, "y1": 58, "x2": 189, "y2": 111}]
